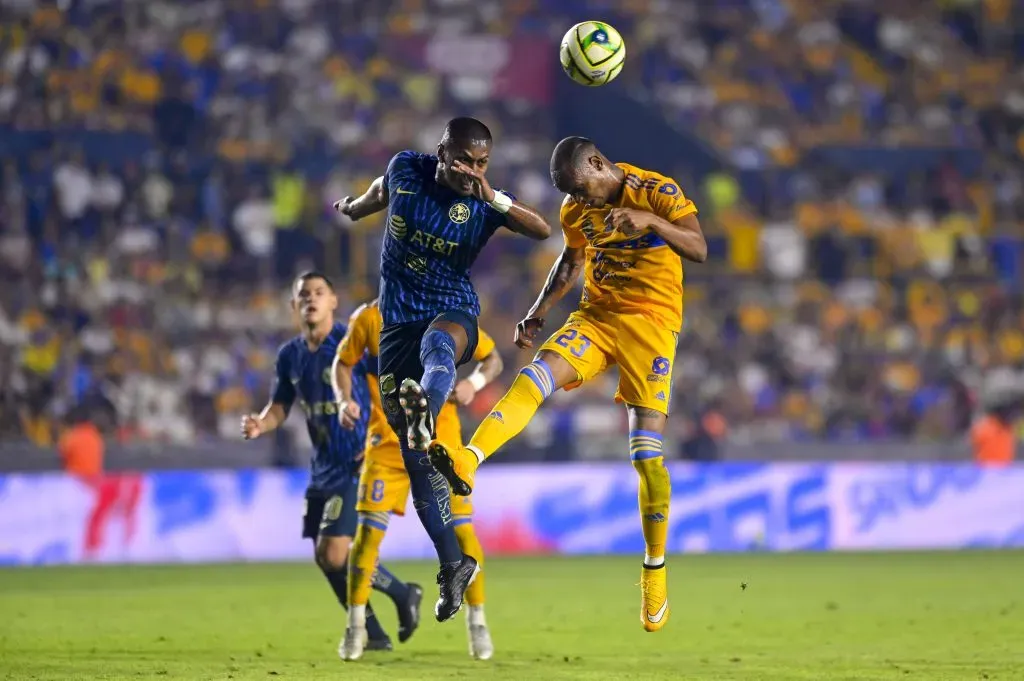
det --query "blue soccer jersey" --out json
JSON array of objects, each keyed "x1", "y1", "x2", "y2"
[
  {"x1": 271, "y1": 322, "x2": 372, "y2": 492},
  {"x1": 378, "y1": 150, "x2": 513, "y2": 326}
]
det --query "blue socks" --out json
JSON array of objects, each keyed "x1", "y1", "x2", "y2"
[
  {"x1": 401, "y1": 442, "x2": 463, "y2": 565},
  {"x1": 321, "y1": 565, "x2": 388, "y2": 641},
  {"x1": 373, "y1": 563, "x2": 411, "y2": 603},
  {"x1": 420, "y1": 329, "x2": 458, "y2": 424}
]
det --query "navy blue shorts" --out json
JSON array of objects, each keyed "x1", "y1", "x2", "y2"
[
  {"x1": 302, "y1": 479, "x2": 359, "y2": 539},
  {"x1": 377, "y1": 310, "x2": 479, "y2": 419}
]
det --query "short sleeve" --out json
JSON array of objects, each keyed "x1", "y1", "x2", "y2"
[
  {"x1": 474, "y1": 327, "x2": 497, "y2": 361},
  {"x1": 383, "y1": 150, "x2": 418, "y2": 191},
  {"x1": 649, "y1": 176, "x2": 698, "y2": 223},
  {"x1": 270, "y1": 346, "x2": 295, "y2": 411},
  {"x1": 338, "y1": 304, "x2": 374, "y2": 366},
  {"x1": 559, "y1": 195, "x2": 587, "y2": 248}
]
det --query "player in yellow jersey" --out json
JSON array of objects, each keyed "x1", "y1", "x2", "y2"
[
  {"x1": 332, "y1": 299, "x2": 503, "y2": 660},
  {"x1": 430, "y1": 136, "x2": 707, "y2": 633}
]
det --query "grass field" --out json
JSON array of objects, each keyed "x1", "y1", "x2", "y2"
[{"x1": 1, "y1": 552, "x2": 1022, "y2": 680}]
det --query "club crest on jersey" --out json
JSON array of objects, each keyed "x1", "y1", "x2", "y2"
[
  {"x1": 449, "y1": 202, "x2": 470, "y2": 224},
  {"x1": 322, "y1": 368, "x2": 333, "y2": 385}
]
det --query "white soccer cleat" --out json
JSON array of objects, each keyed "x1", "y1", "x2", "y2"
[
  {"x1": 466, "y1": 606, "x2": 493, "y2": 660},
  {"x1": 339, "y1": 625, "x2": 367, "y2": 661},
  {"x1": 467, "y1": 623, "x2": 494, "y2": 660},
  {"x1": 399, "y1": 378, "x2": 435, "y2": 451}
]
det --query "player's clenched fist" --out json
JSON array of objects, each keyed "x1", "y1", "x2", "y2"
[
  {"x1": 515, "y1": 316, "x2": 545, "y2": 349},
  {"x1": 333, "y1": 197, "x2": 354, "y2": 216},
  {"x1": 606, "y1": 207, "x2": 650, "y2": 236},
  {"x1": 451, "y1": 379, "x2": 477, "y2": 406},
  {"x1": 241, "y1": 414, "x2": 262, "y2": 440},
  {"x1": 338, "y1": 400, "x2": 361, "y2": 430}
]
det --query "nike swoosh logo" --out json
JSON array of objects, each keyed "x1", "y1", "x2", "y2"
[
  {"x1": 646, "y1": 600, "x2": 668, "y2": 623},
  {"x1": 395, "y1": 188, "x2": 416, "y2": 195}
]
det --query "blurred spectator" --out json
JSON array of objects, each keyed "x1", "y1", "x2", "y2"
[{"x1": 58, "y1": 407, "x2": 104, "y2": 478}]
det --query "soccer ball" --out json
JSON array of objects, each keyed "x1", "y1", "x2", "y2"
[{"x1": 559, "y1": 21, "x2": 626, "y2": 87}]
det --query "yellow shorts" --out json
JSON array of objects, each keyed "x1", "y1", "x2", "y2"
[
  {"x1": 357, "y1": 445, "x2": 473, "y2": 517},
  {"x1": 538, "y1": 311, "x2": 677, "y2": 414}
]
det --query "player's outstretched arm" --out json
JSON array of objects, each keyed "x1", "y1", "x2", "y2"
[
  {"x1": 334, "y1": 176, "x2": 388, "y2": 221},
  {"x1": 451, "y1": 160, "x2": 552, "y2": 240},
  {"x1": 515, "y1": 243, "x2": 586, "y2": 349},
  {"x1": 608, "y1": 209, "x2": 707, "y2": 263}
]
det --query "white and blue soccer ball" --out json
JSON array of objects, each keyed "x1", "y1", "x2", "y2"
[{"x1": 559, "y1": 21, "x2": 626, "y2": 87}]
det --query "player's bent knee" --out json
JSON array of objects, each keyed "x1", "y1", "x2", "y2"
[
  {"x1": 518, "y1": 357, "x2": 561, "y2": 402},
  {"x1": 315, "y1": 535, "x2": 352, "y2": 571},
  {"x1": 626, "y1": 404, "x2": 667, "y2": 430},
  {"x1": 535, "y1": 351, "x2": 579, "y2": 388},
  {"x1": 356, "y1": 511, "x2": 390, "y2": 539}
]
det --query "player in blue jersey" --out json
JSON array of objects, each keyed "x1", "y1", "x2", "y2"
[
  {"x1": 241, "y1": 272, "x2": 423, "y2": 659},
  {"x1": 334, "y1": 117, "x2": 552, "y2": 625}
]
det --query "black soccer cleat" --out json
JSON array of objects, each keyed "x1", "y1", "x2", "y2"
[
  {"x1": 366, "y1": 636, "x2": 393, "y2": 652},
  {"x1": 399, "y1": 378, "x2": 436, "y2": 451},
  {"x1": 397, "y1": 583, "x2": 423, "y2": 643},
  {"x1": 428, "y1": 441, "x2": 474, "y2": 497},
  {"x1": 434, "y1": 555, "x2": 480, "y2": 622}
]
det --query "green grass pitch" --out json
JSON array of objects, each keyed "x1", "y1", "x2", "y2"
[{"x1": 1, "y1": 552, "x2": 1022, "y2": 680}]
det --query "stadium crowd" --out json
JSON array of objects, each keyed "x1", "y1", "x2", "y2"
[{"x1": 0, "y1": 0, "x2": 1021, "y2": 459}]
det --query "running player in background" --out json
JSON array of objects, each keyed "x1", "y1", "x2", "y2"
[
  {"x1": 334, "y1": 117, "x2": 551, "y2": 627},
  {"x1": 241, "y1": 272, "x2": 422, "y2": 657},
  {"x1": 429, "y1": 137, "x2": 707, "y2": 633},
  {"x1": 333, "y1": 299, "x2": 501, "y2": 660}
]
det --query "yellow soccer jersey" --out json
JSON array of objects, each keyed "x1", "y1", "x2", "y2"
[
  {"x1": 561, "y1": 163, "x2": 698, "y2": 331},
  {"x1": 337, "y1": 300, "x2": 497, "y2": 470}
]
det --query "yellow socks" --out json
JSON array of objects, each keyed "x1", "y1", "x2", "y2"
[
  {"x1": 468, "y1": 359, "x2": 555, "y2": 461},
  {"x1": 453, "y1": 520, "x2": 485, "y2": 606},
  {"x1": 348, "y1": 512, "x2": 388, "y2": 607},
  {"x1": 630, "y1": 430, "x2": 670, "y2": 564}
]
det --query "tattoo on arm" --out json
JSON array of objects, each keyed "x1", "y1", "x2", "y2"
[{"x1": 527, "y1": 245, "x2": 585, "y2": 318}]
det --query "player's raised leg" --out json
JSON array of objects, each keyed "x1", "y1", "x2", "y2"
[
  {"x1": 431, "y1": 310, "x2": 607, "y2": 496},
  {"x1": 626, "y1": 405, "x2": 672, "y2": 632},
  {"x1": 430, "y1": 349, "x2": 577, "y2": 494},
  {"x1": 400, "y1": 316, "x2": 470, "y2": 450}
]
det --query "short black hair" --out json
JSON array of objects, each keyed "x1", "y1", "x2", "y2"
[
  {"x1": 293, "y1": 270, "x2": 334, "y2": 293},
  {"x1": 441, "y1": 117, "x2": 492, "y2": 146},
  {"x1": 550, "y1": 136, "x2": 597, "y2": 177}
]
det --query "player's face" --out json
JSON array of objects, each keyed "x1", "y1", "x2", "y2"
[
  {"x1": 553, "y1": 155, "x2": 616, "y2": 208},
  {"x1": 292, "y1": 278, "x2": 337, "y2": 326},
  {"x1": 438, "y1": 140, "x2": 490, "y2": 196}
]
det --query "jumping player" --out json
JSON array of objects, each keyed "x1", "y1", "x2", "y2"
[
  {"x1": 333, "y1": 117, "x2": 551, "y2": 625},
  {"x1": 333, "y1": 299, "x2": 501, "y2": 660},
  {"x1": 241, "y1": 272, "x2": 422, "y2": 657},
  {"x1": 429, "y1": 137, "x2": 707, "y2": 632}
]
